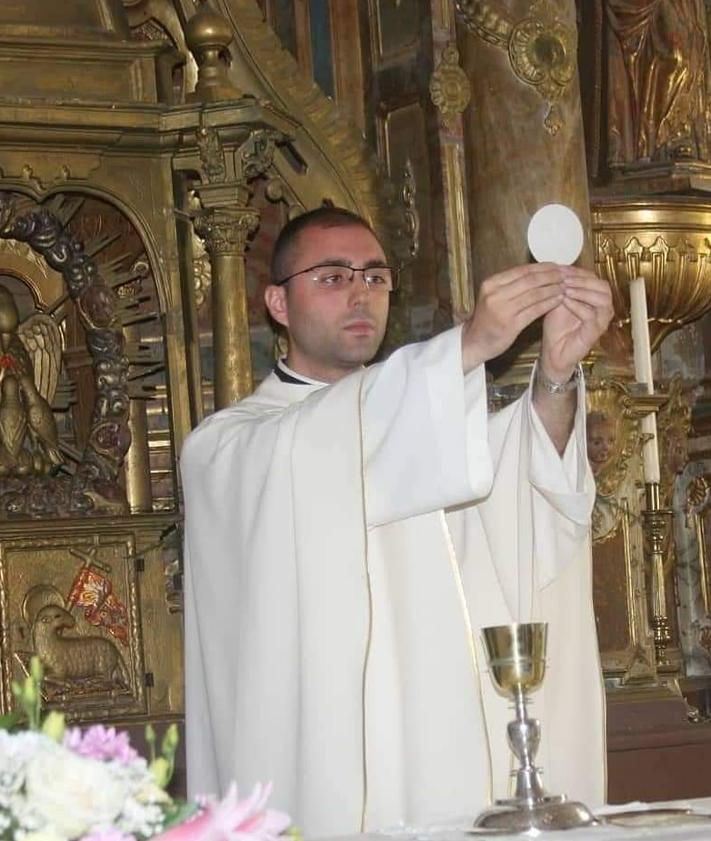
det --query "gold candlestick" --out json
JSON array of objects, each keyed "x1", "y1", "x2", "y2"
[{"x1": 642, "y1": 482, "x2": 673, "y2": 666}]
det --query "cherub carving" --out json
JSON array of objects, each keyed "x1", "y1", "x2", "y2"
[{"x1": 0, "y1": 285, "x2": 63, "y2": 475}]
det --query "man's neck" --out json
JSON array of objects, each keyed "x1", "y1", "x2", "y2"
[
  {"x1": 284, "y1": 355, "x2": 360, "y2": 385},
  {"x1": 277, "y1": 358, "x2": 327, "y2": 386}
]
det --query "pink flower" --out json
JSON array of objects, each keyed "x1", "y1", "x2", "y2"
[
  {"x1": 80, "y1": 832, "x2": 136, "y2": 841},
  {"x1": 64, "y1": 724, "x2": 139, "y2": 764},
  {"x1": 154, "y1": 782, "x2": 291, "y2": 841}
]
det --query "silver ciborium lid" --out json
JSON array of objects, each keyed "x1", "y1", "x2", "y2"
[{"x1": 473, "y1": 622, "x2": 598, "y2": 833}]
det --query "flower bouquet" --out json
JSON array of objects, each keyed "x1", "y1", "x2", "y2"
[{"x1": 1, "y1": 658, "x2": 293, "y2": 841}]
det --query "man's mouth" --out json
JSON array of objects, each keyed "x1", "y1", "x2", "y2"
[{"x1": 343, "y1": 320, "x2": 376, "y2": 334}]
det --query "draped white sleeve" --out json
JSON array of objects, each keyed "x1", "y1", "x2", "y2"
[{"x1": 362, "y1": 327, "x2": 492, "y2": 525}]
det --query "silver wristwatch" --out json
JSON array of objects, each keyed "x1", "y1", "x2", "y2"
[{"x1": 535, "y1": 364, "x2": 580, "y2": 394}]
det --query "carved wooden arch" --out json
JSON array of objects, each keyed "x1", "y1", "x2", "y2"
[{"x1": 0, "y1": 191, "x2": 131, "y2": 518}]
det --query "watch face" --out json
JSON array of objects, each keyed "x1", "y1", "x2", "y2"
[{"x1": 527, "y1": 204, "x2": 584, "y2": 265}]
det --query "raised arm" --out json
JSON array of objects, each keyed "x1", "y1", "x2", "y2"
[{"x1": 460, "y1": 263, "x2": 613, "y2": 453}]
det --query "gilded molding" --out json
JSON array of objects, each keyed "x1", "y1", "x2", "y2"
[
  {"x1": 455, "y1": 0, "x2": 576, "y2": 134},
  {"x1": 429, "y1": 43, "x2": 471, "y2": 131}
]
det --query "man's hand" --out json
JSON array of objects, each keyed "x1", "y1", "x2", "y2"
[
  {"x1": 539, "y1": 268, "x2": 614, "y2": 382},
  {"x1": 461, "y1": 263, "x2": 564, "y2": 374},
  {"x1": 533, "y1": 268, "x2": 614, "y2": 455}
]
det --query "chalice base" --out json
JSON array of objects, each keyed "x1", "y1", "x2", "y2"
[{"x1": 473, "y1": 795, "x2": 598, "y2": 832}]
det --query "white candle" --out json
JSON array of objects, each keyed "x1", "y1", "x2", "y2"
[{"x1": 629, "y1": 276, "x2": 660, "y2": 484}]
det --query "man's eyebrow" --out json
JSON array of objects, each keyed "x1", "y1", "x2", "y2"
[{"x1": 315, "y1": 257, "x2": 388, "y2": 268}]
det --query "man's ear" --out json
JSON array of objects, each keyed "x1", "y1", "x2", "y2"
[{"x1": 264, "y1": 284, "x2": 289, "y2": 328}]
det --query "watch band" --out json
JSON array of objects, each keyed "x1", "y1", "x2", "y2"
[{"x1": 535, "y1": 364, "x2": 580, "y2": 394}]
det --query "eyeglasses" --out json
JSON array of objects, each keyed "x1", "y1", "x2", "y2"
[{"x1": 274, "y1": 263, "x2": 398, "y2": 292}]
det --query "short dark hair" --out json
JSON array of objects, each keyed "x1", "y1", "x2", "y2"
[{"x1": 270, "y1": 207, "x2": 377, "y2": 284}]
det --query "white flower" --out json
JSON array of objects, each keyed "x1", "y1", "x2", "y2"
[
  {"x1": 24, "y1": 743, "x2": 128, "y2": 837},
  {"x1": 21, "y1": 832, "x2": 67, "y2": 841},
  {"x1": 0, "y1": 731, "x2": 51, "y2": 807}
]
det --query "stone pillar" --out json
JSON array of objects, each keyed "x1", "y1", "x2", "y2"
[
  {"x1": 194, "y1": 207, "x2": 259, "y2": 409},
  {"x1": 456, "y1": 0, "x2": 592, "y2": 280}
]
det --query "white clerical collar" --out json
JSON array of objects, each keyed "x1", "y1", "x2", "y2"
[{"x1": 274, "y1": 358, "x2": 327, "y2": 387}]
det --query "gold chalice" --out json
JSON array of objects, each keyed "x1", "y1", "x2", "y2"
[{"x1": 473, "y1": 623, "x2": 597, "y2": 832}]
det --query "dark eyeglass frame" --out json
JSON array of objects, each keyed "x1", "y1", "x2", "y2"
[{"x1": 273, "y1": 262, "x2": 399, "y2": 291}]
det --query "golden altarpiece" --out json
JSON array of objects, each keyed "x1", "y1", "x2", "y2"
[{"x1": 0, "y1": 0, "x2": 410, "y2": 785}]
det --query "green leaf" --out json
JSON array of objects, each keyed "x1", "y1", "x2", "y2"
[
  {"x1": 161, "y1": 800, "x2": 200, "y2": 830},
  {"x1": 0, "y1": 711, "x2": 23, "y2": 730}
]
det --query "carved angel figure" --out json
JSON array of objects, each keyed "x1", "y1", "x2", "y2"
[
  {"x1": 0, "y1": 285, "x2": 63, "y2": 476},
  {"x1": 606, "y1": 0, "x2": 709, "y2": 164}
]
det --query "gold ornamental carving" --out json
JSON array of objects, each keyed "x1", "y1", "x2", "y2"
[
  {"x1": 429, "y1": 43, "x2": 471, "y2": 131},
  {"x1": 1, "y1": 535, "x2": 146, "y2": 719},
  {"x1": 455, "y1": 0, "x2": 576, "y2": 134},
  {"x1": 197, "y1": 125, "x2": 227, "y2": 184},
  {"x1": 605, "y1": 0, "x2": 709, "y2": 166},
  {"x1": 214, "y1": 0, "x2": 391, "y2": 239},
  {"x1": 193, "y1": 208, "x2": 260, "y2": 257},
  {"x1": 586, "y1": 378, "x2": 642, "y2": 543},
  {"x1": 0, "y1": 193, "x2": 137, "y2": 519},
  {"x1": 0, "y1": 286, "x2": 63, "y2": 477},
  {"x1": 658, "y1": 376, "x2": 692, "y2": 507},
  {"x1": 399, "y1": 159, "x2": 420, "y2": 262},
  {"x1": 592, "y1": 199, "x2": 711, "y2": 354}
]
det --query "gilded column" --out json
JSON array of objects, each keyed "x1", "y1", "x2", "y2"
[
  {"x1": 124, "y1": 324, "x2": 153, "y2": 514},
  {"x1": 456, "y1": 0, "x2": 592, "y2": 280},
  {"x1": 194, "y1": 207, "x2": 259, "y2": 409}
]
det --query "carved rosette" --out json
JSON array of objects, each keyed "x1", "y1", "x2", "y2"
[
  {"x1": 193, "y1": 208, "x2": 260, "y2": 256},
  {"x1": 455, "y1": 0, "x2": 576, "y2": 134},
  {"x1": 429, "y1": 44, "x2": 471, "y2": 131}
]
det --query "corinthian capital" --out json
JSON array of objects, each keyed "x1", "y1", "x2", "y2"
[{"x1": 193, "y1": 207, "x2": 260, "y2": 256}]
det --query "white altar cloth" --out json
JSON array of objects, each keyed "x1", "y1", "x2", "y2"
[{"x1": 322, "y1": 799, "x2": 711, "y2": 841}]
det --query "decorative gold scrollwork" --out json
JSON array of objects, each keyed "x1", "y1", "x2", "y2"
[
  {"x1": 586, "y1": 378, "x2": 642, "y2": 543},
  {"x1": 455, "y1": 0, "x2": 576, "y2": 134}
]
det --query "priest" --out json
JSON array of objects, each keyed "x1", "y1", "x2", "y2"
[{"x1": 182, "y1": 207, "x2": 613, "y2": 836}]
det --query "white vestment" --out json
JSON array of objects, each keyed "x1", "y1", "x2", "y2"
[{"x1": 181, "y1": 327, "x2": 606, "y2": 837}]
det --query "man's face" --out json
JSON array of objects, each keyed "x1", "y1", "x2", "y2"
[{"x1": 265, "y1": 223, "x2": 390, "y2": 382}]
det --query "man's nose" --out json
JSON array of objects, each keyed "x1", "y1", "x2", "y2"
[{"x1": 347, "y1": 270, "x2": 371, "y2": 302}]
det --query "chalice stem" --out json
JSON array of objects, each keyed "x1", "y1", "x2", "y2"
[{"x1": 510, "y1": 687, "x2": 545, "y2": 803}]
